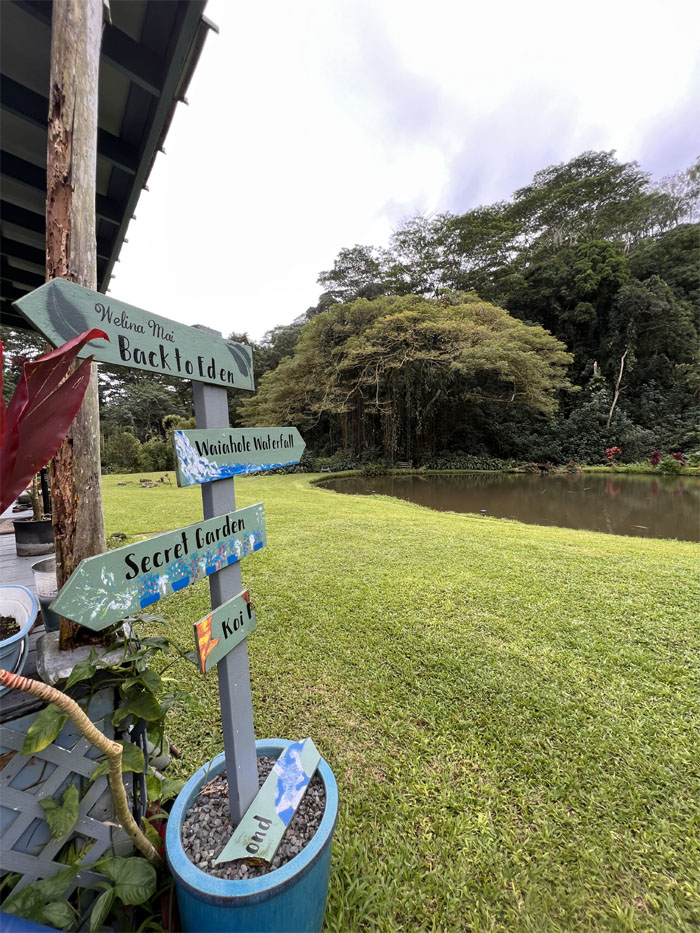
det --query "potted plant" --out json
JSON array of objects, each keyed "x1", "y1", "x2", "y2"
[
  {"x1": 1, "y1": 329, "x2": 108, "y2": 555},
  {"x1": 0, "y1": 585, "x2": 38, "y2": 694},
  {"x1": 12, "y1": 473, "x2": 55, "y2": 556}
]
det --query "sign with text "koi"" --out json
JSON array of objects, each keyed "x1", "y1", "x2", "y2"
[{"x1": 194, "y1": 590, "x2": 257, "y2": 674}]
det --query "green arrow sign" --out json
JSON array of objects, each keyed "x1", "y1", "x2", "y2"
[
  {"x1": 194, "y1": 589, "x2": 257, "y2": 674},
  {"x1": 215, "y1": 738, "x2": 321, "y2": 865},
  {"x1": 13, "y1": 279, "x2": 254, "y2": 391},
  {"x1": 173, "y1": 428, "x2": 306, "y2": 486},
  {"x1": 50, "y1": 504, "x2": 266, "y2": 630}
]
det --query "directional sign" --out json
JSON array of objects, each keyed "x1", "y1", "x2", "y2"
[
  {"x1": 215, "y1": 739, "x2": 321, "y2": 865},
  {"x1": 194, "y1": 589, "x2": 257, "y2": 674},
  {"x1": 50, "y1": 504, "x2": 266, "y2": 630},
  {"x1": 13, "y1": 278, "x2": 254, "y2": 391},
  {"x1": 173, "y1": 428, "x2": 306, "y2": 486}
]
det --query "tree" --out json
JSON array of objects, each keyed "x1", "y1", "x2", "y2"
[
  {"x1": 239, "y1": 293, "x2": 573, "y2": 461},
  {"x1": 317, "y1": 244, "x2": 388, "y2": 303}
]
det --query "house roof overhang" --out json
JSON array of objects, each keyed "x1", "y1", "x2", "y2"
[{"x1": 0, "y1": 0, "x2": 215, "y2": 331}]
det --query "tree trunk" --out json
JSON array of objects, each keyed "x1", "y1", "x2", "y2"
[{"x1": 46, "y1": 0, "x2": 106, "y2": 648}]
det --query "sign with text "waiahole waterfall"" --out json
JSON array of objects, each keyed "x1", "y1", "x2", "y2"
[
  {"x1": 50, "y1": 504, "x2": 266, "y2": 630},
  {"x1": 194, "y1": 589, "x2": 257, "y2": 674},
  {"x1": 215, "y1": 738, "x2": 321, "y2": 865},
  {"x1": 173, "y1": 428, "x2": 306, "y2": 486},
  {"x1": 13, "y1": 278, "x2": 255, "y2": 391}
]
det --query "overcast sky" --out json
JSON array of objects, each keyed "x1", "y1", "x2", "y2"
[{"x1": 114, "y1": 0, "x2": 700, "y2": 342}]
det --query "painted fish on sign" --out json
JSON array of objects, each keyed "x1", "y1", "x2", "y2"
[
  {"x1": 173, "y1": 427, "x2": 306, "y2": 486},
  {"x1": 50, "y1": 504, "x2": 266, "y2": 630},
  {"x1": 194, "y1": 590, "x2": 257, "y2": 674},
  {"x1": 215, "y1": 739, "x2": 321, "y2": 865},
  {"x1": 13, "y1": 278, "x2": 255, "y2": 391}
]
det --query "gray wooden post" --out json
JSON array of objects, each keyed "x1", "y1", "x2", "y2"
[{"x1": 192, "y1": 327, "x2": 258, "y2": 824}]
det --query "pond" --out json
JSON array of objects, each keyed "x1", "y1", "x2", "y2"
[{"x1": 319, "y1": 472, "x2": 700, "y2": 542}]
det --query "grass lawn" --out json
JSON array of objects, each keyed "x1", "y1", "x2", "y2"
[{"x1": 102, "y1": 472, "x2": 700, "y2": 931}]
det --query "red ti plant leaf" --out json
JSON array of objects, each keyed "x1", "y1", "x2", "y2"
[{"x1": 0, "y1": 329, "x2": 108, "y2": 513}]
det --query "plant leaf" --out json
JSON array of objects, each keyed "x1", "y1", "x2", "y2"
[
  {"x1": 90, "y1": 740, "x2": 145, "y2": 782},
  {"x1": 42, "y1": 901, "x2": 76, "y2": 930},
  {"x1": 40, "y1": 783, "x2": 80, "y2": 840},
  {"x1": 115, "y1": 687, "x2": 162, "y2": 723},
  {"x1": 98, "y1": 856, "x2": 157, "y2": 905},
  {"x1": 89, "y1": 887, "x2": 115, "y2": 933},
  {"x1": 23, "y1": 704, "x2": 67, "y2": 754},
  {"x1": 2, "y1": 866, "x2": 78, "y2": 924},
  {"x1": 64, "y1": 653, "x2": 98, "y2": 689},
  {"x1": 0, "y1": 326, "x2": 109, "y2": 511}
]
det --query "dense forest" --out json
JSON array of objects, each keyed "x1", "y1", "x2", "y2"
[{"x1": 2, "y1": 150, "x2": 698, "y2": 470}]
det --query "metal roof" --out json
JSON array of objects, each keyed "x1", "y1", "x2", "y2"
[{"x1": 0, "y1": 0, "x2": 215, "y2": 330}]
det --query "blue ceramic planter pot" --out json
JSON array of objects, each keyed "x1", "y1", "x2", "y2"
[{"x1": 166, "y1": 739, "x2": 338, "y2": 933}]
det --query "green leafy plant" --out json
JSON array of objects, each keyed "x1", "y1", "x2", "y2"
[{"x1": 0, "y1": 625, "x2": 195, "y2": 930}]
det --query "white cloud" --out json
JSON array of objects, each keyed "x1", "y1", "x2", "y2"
[{"x1": 114, "y1": 0, "x2": 700, "y2": 342}]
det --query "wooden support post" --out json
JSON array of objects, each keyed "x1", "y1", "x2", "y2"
[
  {"x1": 45, "y1": 0, "x2": 106, "y2": 646},
  {"x1": 192, "y1": 328, "x2": 258, "y2": 825}
]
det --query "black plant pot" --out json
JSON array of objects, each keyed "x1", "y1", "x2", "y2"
[{"x1": 13, "y1": 518, "x2": 55, "y2": 557}]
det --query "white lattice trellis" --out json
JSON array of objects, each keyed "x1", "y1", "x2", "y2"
[{"x1": 0, "y1": 688, "x2": 131, "y2": 894}]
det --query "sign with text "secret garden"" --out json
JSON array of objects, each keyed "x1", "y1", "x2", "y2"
[
  {"x1": 173, "y1": 428, "x2": 306, "y2": 486},
  {"x1": 13, "y1": 278, "x2": 254, "y2": 391},
  {"x1": 50, "y1": 504, "x2": 266, "y2": 630}
]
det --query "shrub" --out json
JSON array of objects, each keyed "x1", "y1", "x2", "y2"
[
  {"x1": 658, "y1": 455, "x2": 684, "y2": 475},
  {"x1": 102, "y1": 431, "x2": 143, "y2": 473}
]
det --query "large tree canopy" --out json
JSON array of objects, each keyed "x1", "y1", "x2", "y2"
[{"x1": 239, "y1": 293, "x2": 572, "y2": 460}]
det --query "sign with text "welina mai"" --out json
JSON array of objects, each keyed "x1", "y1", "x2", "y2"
[
  {"x1": 173, "y1": 428, "x2": 306, "y2": 486},
  {"x1": 13, "y1": 278, "x2": 254, "y2": 391},
  {"x1": 194, "y1": 589, "x2": 257, "y2": 674},
  {"x1": 50, "y1": 504, "x2": 266, "y2": 630}
]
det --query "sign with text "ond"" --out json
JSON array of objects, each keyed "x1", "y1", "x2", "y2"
[
  {"x1": 13, "y1": 278, "x2": 254, "y2": 391},
  {"x1": 215, "y1": 739, "x2": 321, "y2": 865},
  {"x1": 173, "y1": 428, "x2": 306, "y2": 486},
  {"x1": 50, "y1": 504, "x2": 266, "y2": 630},
  {"x1": 194, "y1": 589, "x2": 257, "y2": 674}
]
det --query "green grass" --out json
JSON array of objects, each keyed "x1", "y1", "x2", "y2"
[{"x1": 103, "y1": 472, "x2": 700, "y2": 931}]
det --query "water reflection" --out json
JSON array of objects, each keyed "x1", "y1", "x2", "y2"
[{"x1": 319, "y1": 472, "x2": 700, "y2": 542}]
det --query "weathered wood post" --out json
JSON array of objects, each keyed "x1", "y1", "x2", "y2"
[
  {"x1": 45, "y1": 0, "x2": 106, "y2": 646},
  {"x1": 192, "y1": 327, "x2": 258, "y2": 825}
]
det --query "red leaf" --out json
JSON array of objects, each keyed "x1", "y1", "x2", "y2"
[{"x1": 0, "y1": 329, "x2": 108, "y2": 513}]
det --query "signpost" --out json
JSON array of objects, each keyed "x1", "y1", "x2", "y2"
[
  {"x1": 14, "y1": 278, "x2": 254, "y2": 391},
  {"x1": 15, "y1": 281, "x2": 314, "y2": 843},
  {"x1": 49, "y1": 506, "x2": 266, "y2": 630},
  {"x1": 193, "y1": 590, "x2": 257, "y2": 675},
  {"x1": 173, "y1": 427, "x2": 305, "y2": 486}
]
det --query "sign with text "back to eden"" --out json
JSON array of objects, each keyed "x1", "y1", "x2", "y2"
[
  {"x1": 13, "y1": 278, "x2": 254, "y2": 391},
  {"x1": 173, "y1": 428, "x2": 306, "y2": 486},
  {"x1": 50, "y1": 504, "x2": 266, "y2": 630}
]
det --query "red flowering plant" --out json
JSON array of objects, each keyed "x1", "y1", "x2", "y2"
[
  {"x1": 671, "y1": 451, "x2": 687, "y2": 466},
  {"x1": 650, "y1": 450, "x2": 662, "y2": 467},
  {"x1": 0, "y1": 329, "x2": 108, "y2": 514},
  {"x1": 605, "y1": 446, "x2": 622, "y2": 467}
]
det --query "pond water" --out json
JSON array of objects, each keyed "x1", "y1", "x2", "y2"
[{"x1": 319, "y1": 472, "x2": 700, "y2": 542}]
